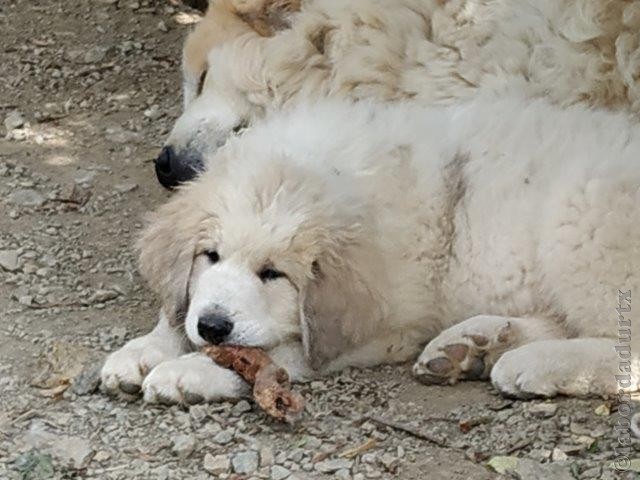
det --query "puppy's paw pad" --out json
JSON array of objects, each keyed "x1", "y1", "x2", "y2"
[{"x1": 413, "y1": 320, "x2": 512, "y2": 385}]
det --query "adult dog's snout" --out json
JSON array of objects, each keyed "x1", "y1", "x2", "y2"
[
  {"x1": 154, "y1": 145, "x2": 204, "y2": 190},
  {"x1": 197, "y1": 311, "x2": 234, "y2": 344}
]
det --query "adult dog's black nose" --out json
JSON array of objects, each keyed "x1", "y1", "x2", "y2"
[
  {"x1": 154, "y1": 145, "x2": 203, "y2": 190},
  {"x1": 197, "y1": 312, "x2": 233, "y2": 344}
]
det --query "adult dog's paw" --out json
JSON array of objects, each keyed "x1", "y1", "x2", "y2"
[
  {"x1": 101, "y1": 335, "x2": 182, "y2": 398},
  {"x1": 413, "y1": 315, "x2": 513, "y2": 385},
  {"x1": 142, "y1": 353, "x2": 250, "y2": 405}
]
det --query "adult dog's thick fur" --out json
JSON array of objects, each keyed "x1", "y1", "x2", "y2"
[
  {"x1": 103, "y1": 94, "x2": 640, "y2": 403},
  {"x1": 159, "y1": 0, "x2": 640, "y2": 187}
]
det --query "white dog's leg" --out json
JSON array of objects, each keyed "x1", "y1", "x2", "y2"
[
  {"x1": 142, "y1": 353, "x2": 250, "y2": 404},
  {"x1": 142, "y1": 341, "x2": 310, "y2": 405},
  {"x1": 101, "y1": 311, "x2": 187, "y2": 397},
  {"x1": 491, "y1": 338, "x2": 639, "y2": 398},
  {"x1": 412, "y1": 315, "x2": 565, "y2": 385}
]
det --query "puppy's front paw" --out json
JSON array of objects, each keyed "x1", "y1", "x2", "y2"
[
  {"x1": 142, "y1": 353, "x2": 250, "y2": 405},
  {"x1": 101, "y1": 335, "x2": 182, "y2": 398}
]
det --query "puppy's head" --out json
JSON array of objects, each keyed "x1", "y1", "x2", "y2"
[
  {"x1": 156, "y1": 0, "x2": 300, "y2": 189},
  {"x1": 139, "y1": 157, "x2": 384, "y2": 369}
]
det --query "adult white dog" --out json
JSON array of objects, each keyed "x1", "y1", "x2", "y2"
[
  {"x1": 154, "y1": 0, "x2": 640, "y2": 188},
  {"x1": 103, "y1": 93, "x2": 640, "y2": 403}
]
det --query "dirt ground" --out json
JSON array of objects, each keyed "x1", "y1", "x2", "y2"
[{"x1": 0, "y1": 1, "x2": 639, "y2": 479}]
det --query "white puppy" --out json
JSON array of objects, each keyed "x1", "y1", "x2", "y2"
[{"x1": 103, "y1": 94, "x2": 640, "y2": 404}]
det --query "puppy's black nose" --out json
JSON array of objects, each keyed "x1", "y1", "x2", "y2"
[
  {"x1": 154, "y1": 145, "x2": 203, "y2": 190},
  {"x1": 197, "y1": 312, "x2": 233, "y2": 344}
]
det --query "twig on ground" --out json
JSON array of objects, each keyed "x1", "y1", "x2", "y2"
[{"x1": 363, "y1": 415, "x2": 453, "y2": 448}]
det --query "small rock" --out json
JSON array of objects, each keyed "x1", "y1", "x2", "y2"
[
  {"x1": 315, "y1": 459, "x2": 353, "y2": 474},
  {"x1": 232, "y1": 400, "x2": 252, "y2": 416},
  {"x1": 214, "y1": 429, "x2": 234, "y2": 444},
  {"x1": 171, "y1": 434, "x2": 196, "y2": 458},
  {"x1": 9, "y1": 188, "x2": 46, "y2": 207},
  {"x1": 114, "y1": 182, "x2": 138, "y2": 193},
  {"x1": 94, "y1": 450, "x2": 111, "y2": 462},
  {"x1": 0, "y1": 250, "x2": 20, "y2": 272},
  {"x1": 144, "y1": 104, "x2": 162, "y2": 120},
  {"x1": 72, "y1": 363, "x2": 102, "y2": 395},
  {"x1": 73, "y1": 169, "x2": 98, "y2": 185},
  {"x1": 87, "y1": 289, "x2": 119, "y2": 304},
  {"x1": 5, "y1": 110, "x2": 25, "y2": 131},
  {"x1": 260, "y1": 446, "x2": 275, "y2": 467},
  {"x1": 232, "y1": 450, "x2": 260, "y2": 475},
  {"x1": 204, "y1": 453, "x2": 230, "y2": 475},
  {"x1": 580, "y1": 466, "x2": 602, "y2": 478},
  {"x1": 13, "y1": 452, "x2": 54, "y2": 479},
  {"x1": 335, "y1": 469, "x2": 351, "y2": 480},
  {"x1": 379, "y1": 453, "x2": 397, "y2": 471},
  {"x1": 528, "y1": 403, "x2": 557, "y2": 418},
  {"x1": 83, "y1": 46, "x2": 108, "y2": 64},
  {"x1": 189, "y1": 404, "x2": 208, "y2": 423},
  {"x1": 515, "y1": 459, "x2": 574, "y2": 480},
  {"x1": 18, "y1": 295, "x2": 34, "y2": 306},
  {"x1": 157, "y1": 20, "x2": 169, "y2": 32},
  {"x1": 271, "y1": 465, "x2": 291, "y2": 480}
]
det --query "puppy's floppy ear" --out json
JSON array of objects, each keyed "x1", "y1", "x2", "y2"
[
  {"x1": 137, "y1": 191, "x2": 213, "y2": 326},
  {"x1": 299, "y1": 239, "x2": 386, "y2": 370}
]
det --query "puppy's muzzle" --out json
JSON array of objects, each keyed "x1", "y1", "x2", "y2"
[
  {"x1": 154, "y1": 145, "x2": 204, "y2": 189},
  {"x1": 197, "y1": 311, "x2": 233, "y2": 344}
]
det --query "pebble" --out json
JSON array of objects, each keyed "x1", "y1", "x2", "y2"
[
  {"x1": 260, "y1": 446, "x2": 275, "y2": 467},
  {"x1": 9, "y1": 188, "x2": 46, "y2": 207},
  {"x1": 335, "y1": 469, "x2": 351, "y2": 479},
  {"x1": 72, "y1": 364, "x2": 102, "y2": 395},
  {"x1": 114, "y1": 182, "x2": 139, "y2": 193},
  {"x1": 528, "y1": 403, "x2": 558, "y2": 418},
  {"x1": 214, "y1": 429, "x2": 234, "y2": 444},
  {"x1": 171, "y1": 434, "x2": 196, "y2": 458},
  {"x1": 551, "y1": 447, "x2": 569, "y2": 462},
  {"x1": 87, "y1": 289, "x2": 119, "y2": 304},
  {"x1": 232, "y1": 450, "x2": 260, "y2": 474},
  {"x1": 5, "y1": 110, "x2": 25, "y2": 131},
  {"x1": 271, "y1": 465, "x2": 292, "y2": 480},
  {"x1": 0, "y1": 250, "x2": 20, "y2": 272},
  {"x1": 204, "y1": 453, "x2": 231, "y2": 475},
  {"x1": 94, "y1": 450, "x2": 111, "y2": 462},
  {"x1": 315, "y1": 458, "x2": 353, "y2": 473},
  {"x1": 83, "y1": 46, "x2": 109, "y2": 64},
  {"x1": 231, "y1": 399, "x2": 252, "y2": 415},
  {"x1": 144, "y1": 104, "x2": 162, "y2": 120}
]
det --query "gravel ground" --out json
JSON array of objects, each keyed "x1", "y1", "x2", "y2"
[{"x1": 1, "y1": 1, "x2": 640, "y2": 479}]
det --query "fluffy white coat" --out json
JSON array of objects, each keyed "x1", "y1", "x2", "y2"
[{"x1": 103, "y1": 94, "x2": 640, "y2": 402}]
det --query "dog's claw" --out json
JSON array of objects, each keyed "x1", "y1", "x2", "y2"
[{"x1": 119, "y1": 382, "x2": 142, "y2": 395}]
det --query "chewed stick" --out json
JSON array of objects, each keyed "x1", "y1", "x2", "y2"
[{"x1": 202, "y1": 345, "x2": 305, "y2": 423}]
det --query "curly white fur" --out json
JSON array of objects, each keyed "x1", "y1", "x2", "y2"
[
  {"x1": 103, "y1": 94, "x2": 640, "y2": 403},
  {"x1": 168, "y1": 0, "x2": 640, "y2": 160}
]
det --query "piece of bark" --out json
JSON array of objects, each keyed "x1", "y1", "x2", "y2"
[{"x1": 202, "y1": 345, "x2": 304, "y2": 423}]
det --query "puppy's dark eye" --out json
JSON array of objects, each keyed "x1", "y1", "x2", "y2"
[
  {"x1": 232, "y1": 120, "x2": 249, "y2": 135},
  {"x1": 259, "y1": 267, "x2": 285, "y2": 282},
  {"x1": 204, "y1": 250, "x2": 219, "y2": 263},
  {"x1": 197, "y1": 69, "x2": 207, "y2": 95}
]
